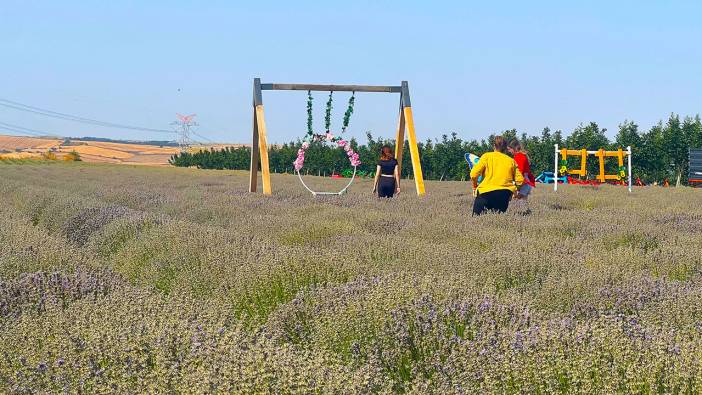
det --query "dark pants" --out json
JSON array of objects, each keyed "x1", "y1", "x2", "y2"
[
  {"x1": 472, "y1": 189, "x2": 512, "y2": 215},
  {"x1": 378, "y1": 177, "x2": 396, "y2": 198}
]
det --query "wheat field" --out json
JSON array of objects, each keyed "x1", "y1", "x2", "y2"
[
  {"x1": 0, "y1": 135, "x2": 194, "y2": 165},
  {"x1": 1, "y1": 161, "x2": 702, "y2": 393}
]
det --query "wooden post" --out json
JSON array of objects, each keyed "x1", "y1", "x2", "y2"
[
  {"x1": 401, "y1": 81, "x2": 425, "y2": 196},
  {"x1": 597, "y1": 149, "x2": 605, "y2": 182},
  {"x1": 554, "y1": 144, "x2": 559, "y2": 191},
  {"x1": 394, "y1": 98, "x2": 406, "y2": 177},
  {"x1": 256, "y1": 107, "x2": 272, "y2": 195},
  {"x1": 617, "y1": 147, "x2": 625, "y2": 185},
  {"x1": 627, "y1": 146, "x2": 632, "y2": 192},
  {"x1": 249, "y1": 84, "x2": 260, "y2": 192},
  {"x1": 251, "y1": 78, "x2": 272, "y2": 195},
  {"x1": 580, "y1": 149, "x2": 587, "y2": 177}
]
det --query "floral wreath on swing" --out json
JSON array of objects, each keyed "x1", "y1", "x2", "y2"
[{"x1": 293, "y1": 91, "x2": 361, "y2": 196}]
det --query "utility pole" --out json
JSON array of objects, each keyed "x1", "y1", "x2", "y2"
[{"x1": 171, "y1": 113, "x2": 198, "y2": 152}]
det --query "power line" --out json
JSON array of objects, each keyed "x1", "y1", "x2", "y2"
[
  {"x1": 0, "y1": 119, "x2": 185, "y2": 145},
  {"x1": 0, "y1": 98, "x2": 219, "y2": 143},
  {"x1": 192, "y1": 130, "x2": 215, "y2": 143},
  {"x1": 0, "y1": 98, "x2": 175, "y2": 134},
  {"x1": 0, "y1": 124, "x2": 42, "y2": 137},
  {"x1": 0, "y1": 121, "x2": 61, "y2": 137}
]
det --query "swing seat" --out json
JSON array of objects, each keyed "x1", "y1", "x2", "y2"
[{"x1": 297, "y1": 166, "x2": 357, "y2": 196}]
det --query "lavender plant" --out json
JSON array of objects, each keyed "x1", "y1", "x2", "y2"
[{"x1": 1, "y1": 161, "x2": 702, "y2": 393}]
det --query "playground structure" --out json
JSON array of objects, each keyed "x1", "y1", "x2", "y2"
[
  {"x1": 248, "y1": 78, "x2": 425, "y2": 196},
  {"x1": 553, "y1": 144, "x2": 632, "y2": 192}
]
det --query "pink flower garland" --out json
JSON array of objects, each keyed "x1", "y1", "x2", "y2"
[{"x1": 293, "y1": 133, "x2": 360, "y2": 171}]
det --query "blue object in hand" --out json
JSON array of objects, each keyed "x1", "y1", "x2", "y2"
[{"x1": 465, "y1": 153, "x2": 483, "y2": 183}]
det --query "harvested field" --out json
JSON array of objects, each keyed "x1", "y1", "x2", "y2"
[
  {"x1": 0, "y1": 135, "x2": 62, "y2": 152},
  {"x1": 0, "y1": 135, "x2": 195, "y2": 165}
]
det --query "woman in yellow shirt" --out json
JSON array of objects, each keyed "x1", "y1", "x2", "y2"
[{"x1": 470, "y1": 136, "x2": 525, "y2": 215}]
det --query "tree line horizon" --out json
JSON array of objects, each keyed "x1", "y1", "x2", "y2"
[{"x1": 170, "y1": 113, "x2": 702, "y2": 185}]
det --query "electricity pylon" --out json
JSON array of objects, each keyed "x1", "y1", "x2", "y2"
[{"x1": 171, "y1": 113, "x2": 198, "y2": 152}]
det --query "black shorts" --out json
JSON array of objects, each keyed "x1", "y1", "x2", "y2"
[
  {"x1": 472, "y1": 189, "x2": 512, "y2": 215},
  {"x1": 378, "y1": 177, "x2": 396, "y2": 198}
]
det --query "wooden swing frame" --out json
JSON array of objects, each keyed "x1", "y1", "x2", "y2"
[{"x1": 248, "y1": 78, "x2": 426, "y2": 196}]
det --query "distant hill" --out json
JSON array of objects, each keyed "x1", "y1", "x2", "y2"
[{"x1": 67, "y1": 136, "x2": 180, "y2": 147}]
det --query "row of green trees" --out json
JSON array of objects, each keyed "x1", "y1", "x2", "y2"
[{"x1": 170, "y1": 114, "x2": 702, "y2": 184}]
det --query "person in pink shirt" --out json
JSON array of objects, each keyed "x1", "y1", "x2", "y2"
[{"x1": 508, "y1": 138, "x2": 535, "y2": 200}]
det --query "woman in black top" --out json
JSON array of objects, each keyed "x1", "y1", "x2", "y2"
[{"x1": 372, "y1": 145, "x2": 400, "y2": 197}]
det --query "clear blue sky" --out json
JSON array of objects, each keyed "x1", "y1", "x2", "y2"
[{"x1": 1, "y1": 1, "x2": 700, "y2": 144}]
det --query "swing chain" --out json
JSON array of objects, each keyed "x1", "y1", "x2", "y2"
[
  {"x1": 324, "y1": 91, "x2": 333, "y2": 133},
  {"x1": 306, "y1": 90, "x2": 314, "y2": 138},
  {"x1": 305, "y1": 90, "x2": 356, "y2": 142},
  {"x1": 341, "y1": 92, "x2": 355, "y2": 134}
]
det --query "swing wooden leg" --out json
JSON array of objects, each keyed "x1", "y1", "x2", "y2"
[
  {"x1": 250, "y1": 77, "x2": 271, "y2": 195},
  {"x1": 403, "y1": 106, "x2": 425, "y2": 196},
  {"x1": 255, "y1": 105, "x2": 272, "y2": 195},
  {"x1": 395, "y1": 105, "x2": 406, "y2": 177},
  {"x1": 249, "y1": 105, "x2": 260, "y2": 192}
]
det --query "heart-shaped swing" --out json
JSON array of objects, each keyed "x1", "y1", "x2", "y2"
[{"x1": 293, "y1": 91, "x2": 361, "y2": 196}]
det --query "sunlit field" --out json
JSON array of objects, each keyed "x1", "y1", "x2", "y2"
[{"x1": 2, "y1": 161, "x2": 702, "y2": 393}]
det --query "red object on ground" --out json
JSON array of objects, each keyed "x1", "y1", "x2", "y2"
[
  {"x1": 330, "y1": 174, "x2": 344, "y2": 179},
  {"x1": 567, "y1": 176, "x2": 600, "y2": 186}
]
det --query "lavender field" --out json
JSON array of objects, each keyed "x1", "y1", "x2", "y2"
[{"x1": 1, "y1": 161, "x2": 702, "y2": 393}]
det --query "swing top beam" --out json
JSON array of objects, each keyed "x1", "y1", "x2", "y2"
[{"x1": 260, "y1": 83, "x2": 402, "y2": 93}]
